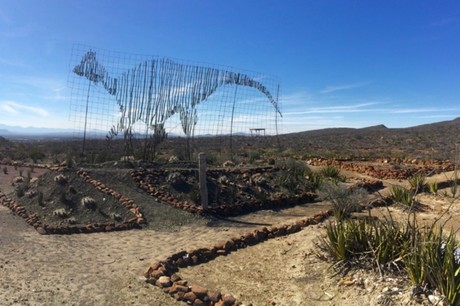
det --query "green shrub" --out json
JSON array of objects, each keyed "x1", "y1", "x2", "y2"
[{"x1": 318, "y1": 184, "x2": 367, "y2": 221}]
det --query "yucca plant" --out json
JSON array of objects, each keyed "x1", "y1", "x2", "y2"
[
  {"x1": 369, "y1": 220, "x2": 407, "y2": 267},
  {"x1": 429, "y1": 181, "x2": 438, "y2": 194},
  {"x1": 318, "y1": 218, "x2": 406, "y2": 270},
  {"x1": 318, "y1": 183, "x2": 368, "y2": 221},
  {"x1": 390, "y1": 185, "x2": 414, "y2": 207},
  {"x1": 306, "y1": 170, "x2": 323, "y2": 189},
  {"x1": 422, "y1": 229, "x2": 460, "y2": 306},
  {"x1": 408, "y1": 173, "x2": 427, "y2": 192},
  {"x1": 319, "y1": 165, "x2": 345, "y2": 182}
]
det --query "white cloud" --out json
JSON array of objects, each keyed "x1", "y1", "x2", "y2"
[
  {"x1": 320, "y1": 82, "x2": 369, "y2": 94},
  {"x1": 283, "y1": 102, "x2": 379, "y2": 115},
  {"x1": 1, "y1": 101, "x2": 48, "y2": 117}
]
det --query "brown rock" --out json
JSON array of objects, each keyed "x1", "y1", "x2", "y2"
[
  {"x1": 170, "y1": 283, "x2": 189, "y2": 294},
  {"x1": 183, "y1": 291, "x2": 197, "y2": 303},
  {"x1": 207, "y1": 290, "x2": 222, "y2": 302},
  {"x1": 191, "y1": 284, "x2": 207, "y2": 298},
  {"x1": 157, "y1": 276, "x2": 171, "y2": 288},
  {"x1": 176, "y1": 279, "x2": 188, "y2": 286},
  {"x1": 170, "y1": 273, "x2": 181, "y2": 283},
  {"x1": 222, "y1": 293, "x2": 236, "y2": 306},
  {"x1": 150, "y1": 269, "x2": 164, "y2": 279},
  {"x1": 193, "y1": 298, "x2": 206, "y2": 306},
  {"x1": 35, "y1": 227, "x2": 47, "y2": 235}
]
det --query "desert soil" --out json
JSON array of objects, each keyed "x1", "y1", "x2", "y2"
[{"x1": 1, "y1": 166, "x2": 460, "y2": 306}]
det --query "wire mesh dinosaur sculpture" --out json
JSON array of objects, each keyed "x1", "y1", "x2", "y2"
[{"x1": 73, "y1": 50, "x2": 281, "y2": 158}]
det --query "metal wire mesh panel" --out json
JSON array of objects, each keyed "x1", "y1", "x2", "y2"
[{"x1": 68, "y1": 44, "x2": 282, "y2": 161}]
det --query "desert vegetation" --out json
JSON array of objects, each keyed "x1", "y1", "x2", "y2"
[{"x1": 2, "y1": 118, "x2": 460, "y2": 305}]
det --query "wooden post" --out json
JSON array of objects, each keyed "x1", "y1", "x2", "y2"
[{"x1": 198, "y1": 152, "x2": 208, "y2": 210}]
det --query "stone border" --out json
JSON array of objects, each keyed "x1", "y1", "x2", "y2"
[
  {"x1": 144, "y1": 210, "x2": 333, "y2": 306},
  {"x1": 308, "y1": 158, "x2": 454, "y2": 180},
  {"x1": 0, "y1": 169, "x2": 144, "y2": 235},
  {"x1": 132, "y1": 167, "x2": 317, "y2": 216}
]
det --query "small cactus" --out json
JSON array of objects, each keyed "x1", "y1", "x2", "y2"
[
  {"x1": 25, "y1": 190, "x2": 37, "y2": 198},
  {"x1": 53, "y1": 208, "x2": 70, "y2": 218},
  {"x1": 66, "y1": 217, "x2": 77, "y2": 224},
  {"x1": 81, "y1": 196, "x2": 97, "y2": 209}
]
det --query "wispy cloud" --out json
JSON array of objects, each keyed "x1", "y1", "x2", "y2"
[
  {"x1": 283, "y1": 102, "x2": 379, "y2": 115},
  {"x1": 386, "y1": 107, "x2": 457, "y2": 114},
  {"x1": 1, "y1": 101, "x2": 48, "y2": 117},
  {"x1": 320, "y1": 82, "x2": 369, "y2": 94}
]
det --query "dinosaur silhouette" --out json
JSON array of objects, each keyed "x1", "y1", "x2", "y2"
[{"x1": 73, "y1": 50, "x2": 281, "y2": 159}]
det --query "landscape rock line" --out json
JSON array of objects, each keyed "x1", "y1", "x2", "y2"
[
  {"x1": 144, "y1": 210, "x2": 333, "y2": 306},
  {"x1": 0, "y1": 167, "x2": 145, "y2": 234}
]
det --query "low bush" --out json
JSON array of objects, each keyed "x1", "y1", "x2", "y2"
[{"x1": 318, "y1": 183, "x2": 368, "y2": 221}]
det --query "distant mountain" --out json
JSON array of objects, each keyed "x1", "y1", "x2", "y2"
[{"x1": 0, "y1": 123, "x2": 79, "y2": 136}]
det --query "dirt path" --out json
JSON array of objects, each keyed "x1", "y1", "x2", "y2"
[{"x1": 0, "y1": 171, "x2": 332, "y2": 306}]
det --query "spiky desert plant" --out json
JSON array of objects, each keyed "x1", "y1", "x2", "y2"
[
  {"x1": 81, "y1": 196, "x2": 97, "y2": 209},
  {"x1": 319, "y1": 165, "x2": 346, "y2": 183},
  {"x1": 390, "y1": 185, "x2": 414, "y2": 207},
  {"x1": 54, "y1": 174, "x2": 68, "y2": 185},
  {"x1": 429, "y1": 182, "x2": 438, "y2": 194},
  {"x1": 53, "y1": 208, "x2": 70, "y2": 218},
  {"x1": 408, "y1": 173, "x2": 426, "y2": 192},
  {"x1": 318, "y1": 183, "x2": 368, "y2": 221}
]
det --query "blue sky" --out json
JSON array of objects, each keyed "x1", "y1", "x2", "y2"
[{"x1": 0, "y1": 0, "x2": 459, "y2": 134}]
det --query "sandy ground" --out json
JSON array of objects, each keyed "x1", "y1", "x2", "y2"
[
  {"x1": 0, "y1": 194, "x2": 331, "y2": 305},
  {"x1": 1, "y1": 166, "x2": 460, "y2": 306}
]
